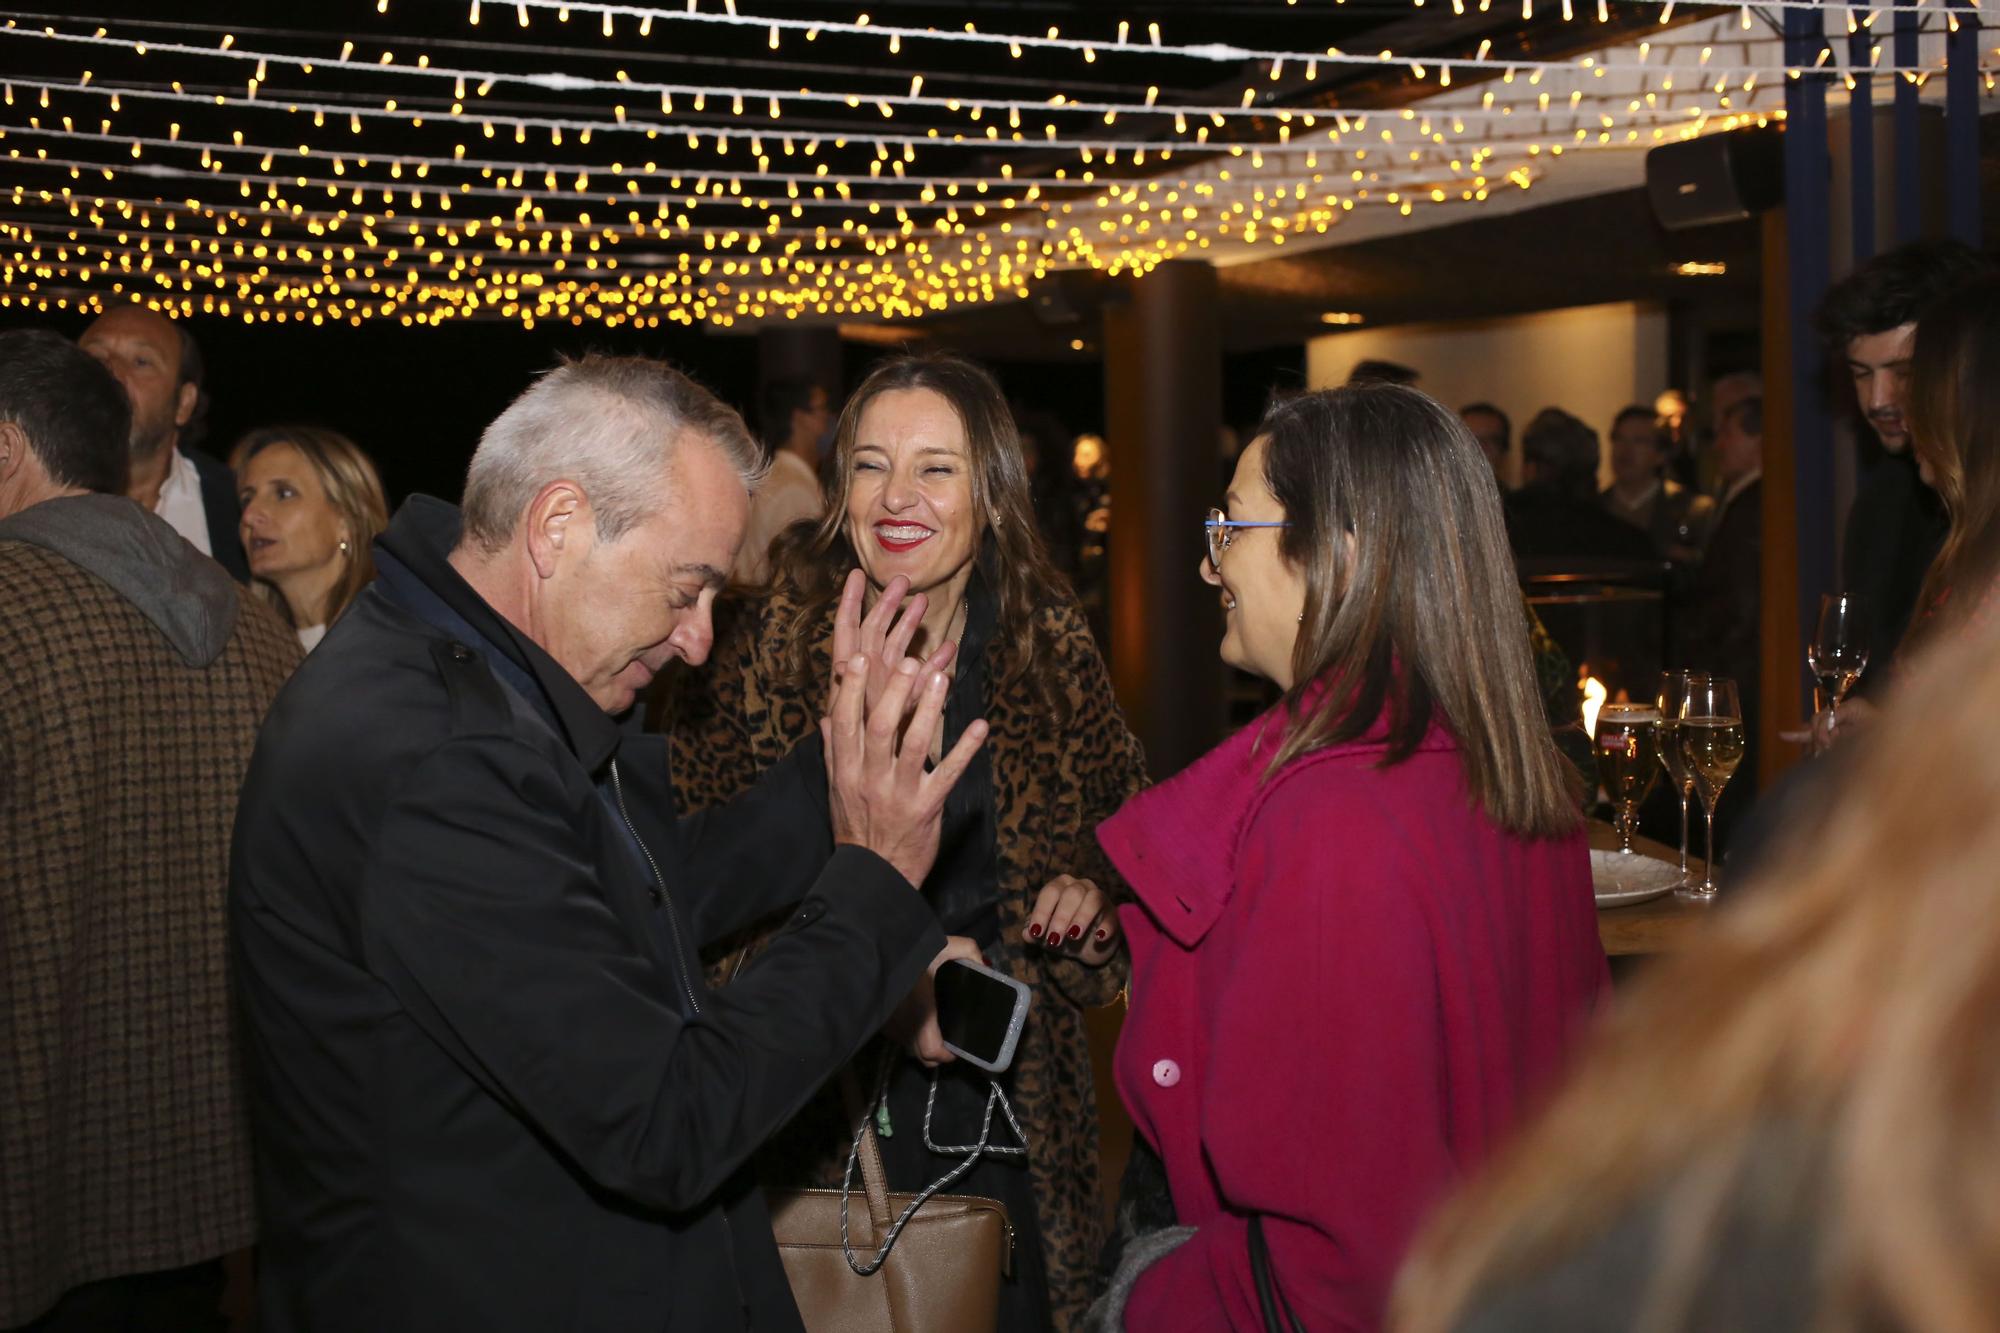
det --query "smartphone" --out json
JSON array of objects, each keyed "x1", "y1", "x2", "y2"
[{"x1": 933, "y1": 958, "x2": 1033, "y2": 1074}]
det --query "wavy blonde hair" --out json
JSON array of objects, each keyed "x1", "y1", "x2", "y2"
[
  {"x1": 1396, "y1": 610, "x2": 2000, "y2": 1333},
  {"x1": 236, "y1": 425, "x2": 388, "y2": 628}
]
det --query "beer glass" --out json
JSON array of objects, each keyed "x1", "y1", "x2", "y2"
[{"x1": 1594, "y1": 702, "x2": 1661, "y2": 856}]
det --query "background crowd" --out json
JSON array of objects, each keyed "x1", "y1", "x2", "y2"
[{"x1": 4, "y1": 233, "x2": 2000, "y2": 1333}]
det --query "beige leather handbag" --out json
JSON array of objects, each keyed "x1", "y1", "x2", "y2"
[{"x1": 767, "y1": 1090, "x2": 1014, "y2": 1333}]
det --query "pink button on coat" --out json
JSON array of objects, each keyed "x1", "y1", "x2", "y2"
[{"x1": 1097, "y1": 705, "x2": 1610, "y2": 1331}]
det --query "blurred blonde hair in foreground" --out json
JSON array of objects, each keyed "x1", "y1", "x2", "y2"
[{"x1": 1395, "y1": 611, "x2": 2000, "y2": 1333}]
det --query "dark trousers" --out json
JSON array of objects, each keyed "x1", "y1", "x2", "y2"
[{"x1": 9, "y1": 1260, "x2": 226, "y2": 1333}]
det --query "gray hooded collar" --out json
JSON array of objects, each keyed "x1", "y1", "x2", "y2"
[{"x1": 0, "y1": 492, "x2": 240, "y2": 666}]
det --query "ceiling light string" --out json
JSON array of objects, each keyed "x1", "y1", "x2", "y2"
[
  {"x1": 9, "y1": 67, "x2": 1901, "y2": 165},
  {"x1": 0, "y1": 150, "x2": 1519, "y2": 245},
  {"x1": 466, "y1": 0, "x2": 1967, "y2": 77},
  {"x1": 8, "y1": 19, "x2": 1956, "y2": 126},
  {"x1": 0, "y1": 90, "x2": 1783, "y2": 189},
  {"x1": 0, "y1": 127, "x2": 1761, "y2": 232}
]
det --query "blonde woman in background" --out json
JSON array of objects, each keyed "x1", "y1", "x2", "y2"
[{"x1": 236, "y1": 426, "x2": 389, "y2": 652}]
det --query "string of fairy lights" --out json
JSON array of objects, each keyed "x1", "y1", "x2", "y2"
[{"x1": 0, "y1": 1, "x2": 1988, "y2": 329}]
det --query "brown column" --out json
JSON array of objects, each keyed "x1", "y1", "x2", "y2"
[
  {"x1": 1101, "y1": 261, "x2": 1226, "y2": 779},
  {"x1": 1758, "y1": 209, "x2": 1804, "y2": 788}
]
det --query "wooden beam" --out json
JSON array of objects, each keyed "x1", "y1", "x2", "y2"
[{"x1": 1759, "y1": 208, "x2": 1803, "y2": 788}]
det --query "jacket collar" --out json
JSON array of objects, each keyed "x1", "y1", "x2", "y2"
[
  {"x1": 0, "y1": 492, "x2": 241, "y2": 667},
  {"x1": 1097, "y1": 689, "x2": 1455, "y2": 948},
  {"x1": 374, "y1": 494, "x2": 623, "y2": 775}
]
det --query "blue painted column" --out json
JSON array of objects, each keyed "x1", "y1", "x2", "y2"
[
  {"x1": 1893, "y1": 0, "x2": 1922, "y2": 241},
  {"x1": 1785, "y1": 2, "x2": 1836, "y2": 716},
  {"x1": 1945, "y1": 0, "x2": 1982, "y2": 243},
  {"x1": 1847, "y1": 24, "x2": 1876, "y2": 264}
]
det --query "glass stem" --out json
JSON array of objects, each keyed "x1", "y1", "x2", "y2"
[
  {"x1": 1702, "y1": 801, "x2": 1718, "y2": 892},
  {"x1": 1677, "y1": 793, "x2": 1690, "y2": 875}
]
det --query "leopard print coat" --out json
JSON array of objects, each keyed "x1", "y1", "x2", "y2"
[{"x1": 654, "y1": 582, "x2": 1147, "y2": 1332}]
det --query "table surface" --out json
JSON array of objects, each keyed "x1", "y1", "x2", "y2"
[{"x1": 1588, "y1": 823, "x2": 1717, "y2": 957}]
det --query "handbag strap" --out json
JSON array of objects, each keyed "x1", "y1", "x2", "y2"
[
  {"x1": 834, "y1": 1061, "x2": 894, "y2": 1230},
  {"x1": 839, "y1": 1056, "x2": 1025, "y2": 1277},
  {"x1": 1248, "y1": 1215, "x2": 1307, "y2": 1333},
  {"x1": 854, "y1": 1099, "x2": 894, "y2": 1231}
]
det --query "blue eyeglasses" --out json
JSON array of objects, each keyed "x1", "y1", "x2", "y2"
[{"x1": 1205, "y1": 507, "x2": 1291, "y2": 568}]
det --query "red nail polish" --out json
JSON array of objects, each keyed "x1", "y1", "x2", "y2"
[
  {"x1": 1026, "y1": 923, "x2": 1044, "y2": 940},
  {"x1": 1094, "y1": 928, "x2": 1111, "y2": 943},
  {"x1": 1067, "y1": 924, "x2": 1084, "y2": 941}
]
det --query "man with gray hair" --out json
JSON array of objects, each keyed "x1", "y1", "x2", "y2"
[{"x1": 231, "y1": 353, "x2": 982, "y2": 1331}]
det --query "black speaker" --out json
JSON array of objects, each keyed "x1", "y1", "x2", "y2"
[{"x1": 1645, "y1": 127, "x2": 1784, "y2": 230}]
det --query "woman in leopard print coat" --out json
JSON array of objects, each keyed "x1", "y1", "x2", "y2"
[{"x1": 658, "y1": 353, "x2": 1147, "y2": 1332}]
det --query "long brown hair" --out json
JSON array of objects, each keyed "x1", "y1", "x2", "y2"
[
  {"x1": 1256, "y1": 385, "x2": 1579, "y2": 837},
  {"x1": 236, "y1": 424, "x2": 389, "y2": 628},
  {"x1": 1906, "y1": 278, "x2": 2000, "y2": 651},
  {"x1": 1396, "y1": 614, "x2": 2000, "y2": 1333},
  {"x1": 772, "y1": 353, "x2": 1073, "y2": 719}
]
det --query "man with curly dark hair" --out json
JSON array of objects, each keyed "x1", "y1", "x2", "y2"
[{"x1": 1817, "y1": 239, "x2": 1994, "y2": 677}]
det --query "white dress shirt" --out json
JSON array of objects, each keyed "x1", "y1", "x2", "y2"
[{"x1": 153, "y1": 448, "x2": 213, "y2": 557}]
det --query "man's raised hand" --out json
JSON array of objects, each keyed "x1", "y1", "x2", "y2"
[
  {"x1": 827, "y1": 569, "x2": 955, "y2": 720},
  {"x1": 822, "y1": 647, "x2": 986, "y2": 889}
]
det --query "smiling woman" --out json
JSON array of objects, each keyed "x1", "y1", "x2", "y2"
[
  {"x1": 658, "y1": 353, "x2": 1148, "y2": 1332},
  {"x1": 234, "y1": 425, "x2": 388, "y2": 652},
  {"x1": 1087, "y1": 384, "x2": 1606, "y2": 1331}
]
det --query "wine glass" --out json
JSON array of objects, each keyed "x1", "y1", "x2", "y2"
[
  {"x1": 1656, "y1": 670, "x2": 1706, "y2": 887},
  {"x1": 1808, "y1": 593, "x2": 1869, "y2": 715},
  {"x1": 1593, "y1": 702, "x2": 1661, "y2": 856},
  {"x1": 1677, "y1": 676, "x2": 1744, "y2": 898}
]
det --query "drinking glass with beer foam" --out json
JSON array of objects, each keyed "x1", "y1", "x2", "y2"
[
  {"x1": 1677, "y1": 676, "x2": 1745, "y2": 898},
  {"x1": 1594, "y1": 702, "x2": 1661, "y2": 857}
]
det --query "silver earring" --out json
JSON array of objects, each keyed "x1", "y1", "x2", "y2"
[{"x1": 338, "y1": 538, "x2": 350, "y2": 557}]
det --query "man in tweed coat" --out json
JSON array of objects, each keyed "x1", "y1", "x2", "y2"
[{"x1": 0, "y1": 329, "x2": 299, "y2": 1330}]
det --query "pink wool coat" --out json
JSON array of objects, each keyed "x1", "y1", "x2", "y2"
[{"x1": 1097, "y1": 708, "x2": 1610, "y2": 1331}]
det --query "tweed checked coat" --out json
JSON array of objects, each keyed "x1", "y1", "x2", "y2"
[
  {"x1": 659, "y1": 576, "x2": 1147, "y2": 1331},
  {"x1": 0, "y1": 496, "x2": 298, "y2": 1326}
]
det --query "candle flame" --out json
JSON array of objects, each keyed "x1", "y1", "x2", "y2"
[{"x1": 1581, "y1": 668, "x2": 1608, "y2": 738}]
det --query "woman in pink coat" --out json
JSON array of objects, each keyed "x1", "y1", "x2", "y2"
[{"x1": 1087, "y1": 385, "x2": 1611, "y2": 1331}]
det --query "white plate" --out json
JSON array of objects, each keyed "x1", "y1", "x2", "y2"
[{"x1": 1591, "y1": 848, "x2": 1682, "y2": 907}]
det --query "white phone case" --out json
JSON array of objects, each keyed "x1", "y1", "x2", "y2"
[{"x1": 941, "y1": 958, "x2": 1033, "y2": 1074}]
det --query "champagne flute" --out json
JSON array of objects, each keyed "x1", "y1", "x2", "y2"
[
  {"x1": 1678, "y1": 676, "x2": 1745, "y2": 897},
  {"x1": 1657, "y1": 670, "x2": 1706, "y2": 887},
  {"x1": 1594, "y1": 702, "x2": 1661, "y2": 856},
  {"x1": 1807, "y1": 593, "x2": 1868, "y2": 715}
]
